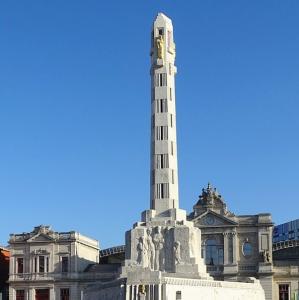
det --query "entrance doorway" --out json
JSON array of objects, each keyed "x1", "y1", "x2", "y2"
[{"x1": 35, "y1": 289, "x2": 49, "y2": 300}]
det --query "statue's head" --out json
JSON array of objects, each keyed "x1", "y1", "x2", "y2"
[{"x1": 147, "y1": 228, "x2": 152, "y2": 235}]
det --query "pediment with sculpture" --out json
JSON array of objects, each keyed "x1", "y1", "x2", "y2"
[{"x1": 192, "y1": 210, "x2": 238, "y2": 227}]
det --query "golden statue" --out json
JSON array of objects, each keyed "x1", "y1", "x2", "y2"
[
  {"x1": 156, "y1": 35, "x2": 164, "y2": 60},
  {"x1": 138, "y1": 284, "x2": 146, "y2": 295}
]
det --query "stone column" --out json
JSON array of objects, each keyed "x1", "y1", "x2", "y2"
[
  {"x1": 28, "y1": 288, "x2": 34, "y2": 300},
  {"x1": 49, "y1": 288, "x2": 55, "y2": 300},
  {"x1": 223, "y1": 232, "x2": 229, "y2": 265},
  {"x1": 125, "y1": 285, "x2": 130, "y2": 300},
  {"x1": 232, "y1": 231, "x2": 237, "y2": 264}
]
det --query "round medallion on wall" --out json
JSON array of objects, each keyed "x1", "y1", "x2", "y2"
[{"x1": 205, "y1": 215, "x2": 215, "y2": 225}]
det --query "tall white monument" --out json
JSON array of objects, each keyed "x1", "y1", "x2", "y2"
[
  {"x1": 145, "y1": 13, "x2": 187, "y2": 223},
  {"x1": 84, "y1": 13, "x2": 266, "y2": 300},
  {"x1": 123, "y1": 13, "x2": 208, "y2": 279},
  {"x1": 150, "y1": 13, "x2": 179, "y2": 214}
]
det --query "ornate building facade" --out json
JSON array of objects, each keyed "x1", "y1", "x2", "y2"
[
  {"x1": 8, "y1": 225, "x2": 99, "y2": 300},
  {"x1": 188, "y1": 183, "x2": 273, "y2": 300}
]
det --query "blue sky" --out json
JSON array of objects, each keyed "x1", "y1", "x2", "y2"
[{"x1": 0, "y1": 1, "x2": 298, "y2": 248}]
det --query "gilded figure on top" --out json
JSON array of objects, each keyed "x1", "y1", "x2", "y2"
[{"x1": 156, "y1": 35, "x2": 164, "y2": 60}]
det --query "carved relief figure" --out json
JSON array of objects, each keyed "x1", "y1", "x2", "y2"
[
  {"x1": 153, "y1": 226, "x2": 164, "y2": 270},
  {"x1": 173, "y1": 241, "x2": 181, "y2": 265},
  {"x1": 190, "y1": 230, "x2": 196, "y2": 257},
  {"x1": 263, "y1": 250, "x2": 271, "y2": 263},
  {"x1": 146, "y1": 228, "x2": 155, "y2": 270},
  {"x1": 156, "y1": 35, "x2": 164, "y2": 60},
  {"x1": 137, "y1": 236, "x2": 148, "y2": 267}
]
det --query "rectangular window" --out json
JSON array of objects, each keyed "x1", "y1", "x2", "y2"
[
  {"x1": 172, "y1": 169, "x2": 174, "y2": 184},
  {"x1": 171, "y1": 141, "x2": 174, "y2": 155},
  {"x1": 156, "y1": 126, "x2": 168, "y2": 140},
  {"x1": 39, "y1": 256, "x2": 45, "y2": 273},
  {"x1": 156, "y1": 99, "x2": 168, "y2": 113},
  {"x1": 158, "y1": 28, "x2": 164, "y2": 36},
  {"x1": 156, "y1": 183, "x2": 169, "y2": 199},
  {"x1": 60, "y1": 288, "x2": 70, "y2": 300},
  {"x1": 279, "y1": 284, "x2": 289, "y2": 300},
  {"x1": 170, "y1": 114, "x2": 173, "y2": 127},
  {"x1": 61, "y1": 257, "x2": 69, "y2": 273},
  {"x1": 155, "y1": 73, "x2": 167, "y2": 87},
  {"x1": 155, "y1": 154, "x2": 169, "y2": 169},
  {"x1": 16, "y1": 290, "x2": 25, "y2": 300},
  {"x1": 46, "y1": 257, "x2": 49, "y2": 273},
  {"x1": 34, "y1": 257, "x2": 37, "y2": 273},
  {"x1": 170, "y1": 88, "x2": 172, "y2": 101},
  {"x1": 176, "y1": 291, "x2": 182, "y2": 300},
  {"x1": 17, "y1": 258, "x2": 23, "y2": 274}
]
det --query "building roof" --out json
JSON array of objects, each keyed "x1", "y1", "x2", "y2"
[{"x1": 9, "y1": 225, "x2": 99, "y2": 249}]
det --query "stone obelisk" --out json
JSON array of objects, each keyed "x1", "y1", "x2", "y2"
[{"x1": 150, "y1": 13, "x2": 179, "y2": 215}]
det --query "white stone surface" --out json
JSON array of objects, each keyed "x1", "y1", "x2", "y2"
[
  {"x1": 150, "y1": 13, "x2": 179, "y2": 216},
  {"x1": 161, "y1": 277, "x2": 265, "y2": 300}
]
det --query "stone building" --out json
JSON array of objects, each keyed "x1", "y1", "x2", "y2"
[
  {"x1": 272, "y1": 222, "x2": 299, "y2": 300},
  {"x1": 8, "y1": 225, "x2": 99, "y2": 300},
  {"x1": 188, "y1": 183, "x2": 274, "y2": 300}
]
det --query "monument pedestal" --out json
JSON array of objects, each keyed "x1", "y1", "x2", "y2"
[{"x1": 123, "y1": 208, "x2": 209, "y2": 280}]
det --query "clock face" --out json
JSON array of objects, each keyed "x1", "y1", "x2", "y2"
[{"x1": 206, "y1": 215, "x2": 215, "y2": 225}]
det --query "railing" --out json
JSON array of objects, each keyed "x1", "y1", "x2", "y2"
[
  {"x1": 273, "y1": 239, "x2": 299, "y2": 251},
  {"x1": 238, "y1": 265, "x2": 257, "y2": 272},
  {"x1": 207, "y1": 265, "x2": 224, "y2": 272},
  {"x1": 99, "y1": 245, "x2": 125, "y2": 258}
]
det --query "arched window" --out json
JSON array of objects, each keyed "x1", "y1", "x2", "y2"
[{"x1": 204, "y1": 239, "x2": 224, "y2": 265}]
